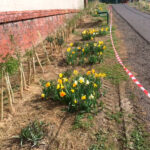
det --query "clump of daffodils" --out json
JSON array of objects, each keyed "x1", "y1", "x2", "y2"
[
  {"x1": 66, "y1": 41, "x2": 106, "y2": 65},
  {"x1": 41, "y1": 69, "x2": 106, "y2": 112},
  {"x1": 81, "y1": 27, "x2": 109, "y2": 41}
]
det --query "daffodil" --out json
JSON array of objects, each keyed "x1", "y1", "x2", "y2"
[
  {"x1": 70, "y1": 43, "x2": 73, "y2": 47},
  {"x1": 92, "y1": 69, "x2": 95, "y2": 74},
  {"x1": 45, "y1": 82, "x2": 51, "y2": 87},
  {"x1": 99, "y1": 41, "x2": 104, "y2": 45},
  {"x1": 91, "y1": 37, "x2": 94, "y2": 40},
  {"x1": 86, "y1": 80, "x2": 90, "y2": 85},
  {"x1": 74, "y1": 99, "x2": 77, "y2": 104},
  {"x1": 61, "y1": 85, "x2": 64, "y2": 89},
  {"x1": 82, "y1": 48, "x2": 85, "y2": 52},
  {"x1": 73, "y1": 70, "x2": 78, "y2": 75},
  {"x1": 77, "y1": 46, "x2": 81, "y2": 50},
  {"x1": 87, "y1": 71, "x2": 91, "y2": 75},
  {"x1": 94, "y1": 43, "x2": 97, "y2": 47},
  {"x1": 67, "y1": 47, "x2": 71, "y2": 52},
  {"x1": 101, "y1": 28, "x2": 104, "y2": 32},
  {"x1": 100, "y1": 52, "x2": 103, "y2": 55},
  {"x1": 73, "y1": 80, "x2": 78, "y2": 87},
  {"x1": 103, "y1": 46, "x2": 106, "y2": 50},
  {"x1": 79, "y1": 77, "x2": 85, "y2": 84},
  {"x1": 93, "y1": 83, "x2": 98, "y2": 88},
  {"x1": 59, "y1": 73, "x2": 63, "y2": 78},
  {"x1": 71, "y1": 89, "x2": 75, "y2": 93},
  {"x1": 72, "y1": 51, "x2": 75, "y2": 54},
  {"x1": 99, "y1": 73, "x2": 106, "y2": 78},
  {"x1": 95, "y1": 73, "x2": 99, "y2": 78},
  {"x1": 89, "y1": 94, "x2": 94, "y2": 99},
  {"x1": 58, "y1": 79, "x2": 63, "y2": 84},
  {"x1": 60, "y1": 91, "x2": 66, "y2": 97},
  {"x1": 57, "y1": 84, "x2": 60, "y2": 89},
  {"x1": 105, "y1": 28, "x2": 108, "y2": 31},
  {"x1": 63, "y1": 78, "x2": 68, "y2": 82},
  {"x1": 86, "y1": 43, "x2": 89, "y2": 47},
  {"x1": 81, "y1": 95, "x2": 86, "y2": 100},
  {"x1": 41, "y1": 93, "x2": 45, "y2": 98}
]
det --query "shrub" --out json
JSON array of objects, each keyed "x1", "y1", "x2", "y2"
[
  {"x1": 41, "y1": 69, "x2": 106, "y2": 113},
  {"x1": 66, "y1": 41, "x2": 106, "y2": 65}
]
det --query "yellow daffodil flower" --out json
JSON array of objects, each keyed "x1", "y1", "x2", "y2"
[
  {"x1": 70, "y1": 43, "x2": 73, "y2": 47},
  {"x1": 57, "y1": 84, "x2": 60, "y2": 89},
  {"x1": 103, "y1": 46, "x2": 106, "y2": 50},
  {"x1": 45, "y1": 82, "x2": 51, "y2": 87},
  {"x1": 63, "y1": 78, "x2": 68, "y2": 82},
  {"x1": 82, "y1": 48, "x2": 85, "y2": 52},
  {"x1": 92, "y1": 69, "x2": 95, "y2": 74},
  {"x1": 87, "y1": 71, "x2": 91, "y2": 75},
  {"x1": 41, "y1": 93, "x2": 45, "y2": 98},
  {"x1": 81, "y1": 95, "x2": 86, "y2": 100},
  {"x1": 71, "y1": 89, "x2": 75, "y2": 93},
  {"x1": 100, "y1": 52, "x2": 103, "y2": 55},
  {"x1": 73, "y1": 70, "x2": 78, "y2": 75},
  {"x1": 74, "y1": 99, "x2": 77, "y2": 104},
  {"x1": 59, "y1": 73, "x2": 63, "y2": 78},
  {"x1": 60, "y1": 91, "x2": 66, "y2": 97},
  {"x1": 58, "y1": 79, "x2": 63, "y2": 84},
  {"x1": 67, "y1": 47, "x2": 71, "y2": 52},
  {"x1": 93, "y1": 83, "x2": 98, "y2": 88},
  {"x1": 72, "y1": 51, "x2": 75, "y2": 54}
]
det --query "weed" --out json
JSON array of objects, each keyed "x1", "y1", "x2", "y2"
[
  {"x1": 130, "y1": 127, "x2": 150, "y2": 150},
  {"x1": 107, "y1": 111, "x2": 123, "y2": 124},
  {"x1": 18, "y1": 120, "x2": 47, "y2": 147}
]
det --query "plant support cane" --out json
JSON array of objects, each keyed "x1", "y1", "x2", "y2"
[
  {"x1": 0, "y1": 70, "x2": 4, "y2": 120},
  {"x1": 4, "y1": 71, "x2": 14, "y2": 112}
]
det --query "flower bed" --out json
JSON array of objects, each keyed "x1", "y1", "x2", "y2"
[
  {"x1": 41, "y1": 69, "x2": 106, "y2": 112},
  {"x1": 66, "y1": 41, "x2": 106, "y2": 65},
  {"x1": 81, "y1": 27, "x2": 109, "y2": 40}
]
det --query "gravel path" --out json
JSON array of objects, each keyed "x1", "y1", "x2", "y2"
[
  {"x1": 112, "y1": 4, "x2": 150, "y2": 43},
  {"x1": 112, "y1": 4, "x2": 150, "y2": 129}
]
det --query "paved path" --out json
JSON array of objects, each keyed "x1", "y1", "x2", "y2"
[{"x1": 112, "y1": 4, "x2": 150, "y2": 43}]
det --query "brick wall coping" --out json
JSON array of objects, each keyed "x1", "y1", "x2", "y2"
[{"x1": 0, "y1": 9, "x2": 79, "y2": 24}]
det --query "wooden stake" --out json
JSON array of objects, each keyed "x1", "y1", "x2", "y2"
[{"x1": 0, "y1": 70, "x2": 4, "y2": 120}]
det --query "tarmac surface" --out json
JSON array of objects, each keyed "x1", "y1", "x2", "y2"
[
  {"x1": 112, "y1": 4, "x2": 150, "y2": 43},
  {"x1": 112, "y1": 4, "x2": 150, "y2": 130}
]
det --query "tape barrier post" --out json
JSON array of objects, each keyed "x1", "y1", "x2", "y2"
[{"x1": 109, "y1": 7, "x2": 150, "y2": 98}]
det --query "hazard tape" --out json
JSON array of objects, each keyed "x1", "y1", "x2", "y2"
[{"x1": 109, "y1": 7, "x2": 150, "y2": 98}]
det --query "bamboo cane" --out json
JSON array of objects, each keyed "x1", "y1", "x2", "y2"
[
  {"x1": 20, "y1": 62, "x2": 27, "y2": 90},
  {"x1": 32, "y1": 57, "x2": 36, "y2": 81},
  {"x1": 38, "y1": 32, "x2": 51, "y2": 64},
  {"x1": 28, "y1": 60, "x2": 32, "y2": 85},
  {"x1": 35, "y1": 52, "x2": 44, "y2": 74},
  {"x1": 4, "y1": 72, "x2": 13, "y2": 112},
  {"x1": 6, "y1": 72, "x2": 14, "y2": 103},
  {"x1": 0, "y1": 70, "x2": 4, "y2": 120},
  {"x1": 19, "y1": 66, "x2": 23, "y2": 98}
]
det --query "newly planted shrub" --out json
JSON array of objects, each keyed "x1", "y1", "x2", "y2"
[{"x1": 41, "y1": 69, "x2": 106, "y2": 113}]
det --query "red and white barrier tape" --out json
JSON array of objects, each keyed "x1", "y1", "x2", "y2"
[{"x1": 109, "y1": 7, "x2": 150, "y2": 98}]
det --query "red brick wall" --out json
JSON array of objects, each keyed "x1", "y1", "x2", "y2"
[{"x1": 0, "y1": 9, "x2": 78, "y2": 62}]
